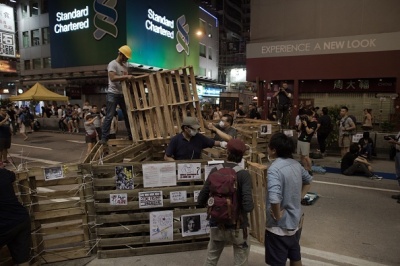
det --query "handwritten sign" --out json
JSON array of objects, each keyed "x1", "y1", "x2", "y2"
[
  {"x1": 177, "y1": 163, "x2": 201, "y2": 180},
  {"x1": 109, "y1": 193, "x2": 128, "y2": 205},
  {"x1": 170, "y1": 191, "x2": 187, "y2": 203},
  {"x1": 143, "y1": 163, "x2": 177, "y2": 188},
  {"x1": 150, "y1": 211, "x2": 173, "y2": 243},
  {"x1": 352, "y1": 133, "x2": 363, "y2": 143},
  {"x1": 139, "y1": 191, "x2": 163, "y2": 208}
]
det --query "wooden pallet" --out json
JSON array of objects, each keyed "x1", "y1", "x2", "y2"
[
  {"x1": 80, "y1": 160, "x2": 210, "y2": 259},
  {"x1": 122, "y1": 66, "x2": 204, "y2": 143}
]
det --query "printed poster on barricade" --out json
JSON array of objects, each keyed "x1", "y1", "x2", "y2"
[
  {"x1": 177, "y1": 163, "x2": 202, "y2": 180},
  {"x1": 181, "y1": 213, "x2": 210, "y2": 237},
  {"x1": 204, "y1": 160, "x2": 245, "y2": 180},
  {"x1": 109, "y1": 193, "x2": 128, "y2": 205},
  {"x1": 44, "y1": 166, "x2": 64, "y2": 181},
  {"x1": 115, "y1": 165, "x2": 134, "y2": 189},
  {"x1": 352, "y1": 133, "x2": 363, "y2": 143},
  {"x1": 139, "y1": 191, "x2": 163, "y2": 208},
  {"x1": 283, "y1": 130, "x2": 294, "y2": 137},
  {"x1": 193, "y1": 190, "x2": 200, "y2": 202},
  {"x1": 150, "y1": 210, "x2": 173, "y2": 243},
  {"x1": 170, "y1": 191, "x2": 187, "y2": 203},
  {"x1": 142, "y1": 163, "x2": 177, "y2": 188},
  {"x1": 259, "y1": 124, "x2": 272, "y2": 136}
]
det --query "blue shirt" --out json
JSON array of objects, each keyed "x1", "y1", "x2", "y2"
[
  {"x1": 266, "y1": 157, "x2": 313, "y2": 230},
  {"x1": 165, "y1": 132, "x2": 215, "y2": 160}
]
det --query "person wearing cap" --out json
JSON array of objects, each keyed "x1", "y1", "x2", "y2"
[
  {"x1": 164, "y1": 117, "x2": 227, "y2": 161},
  {"x1": 198, "y1": 138, "x2": 254, "y2": 265},
  {"x1": 100, "y1": 45, "x2": 133, "y2": 145},
  {"x1": 0, "y1": 162, "x2": 31, "y2": 265},
  {"x1": 265, "y1": 132, "x2": 313, "y2": 266}
]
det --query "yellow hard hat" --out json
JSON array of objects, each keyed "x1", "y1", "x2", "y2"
[{"x1": 118, "y1": 45, "x2": 132, "y2": 59}]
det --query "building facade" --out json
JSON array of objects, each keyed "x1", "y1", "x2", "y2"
[{"x1": 247, "y1": 0, "x2": 400, "y2": 127}]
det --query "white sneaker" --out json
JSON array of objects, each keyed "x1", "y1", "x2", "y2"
[{"x1": 371, "y1": 175, "x2": 382, "y2": 180}]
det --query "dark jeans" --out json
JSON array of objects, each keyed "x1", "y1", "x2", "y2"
[
  {"x1": 101, "y1": 93, "x2": 131, "y2": 141},
  {"x1": 343, "y1": 162, "x2": 373, "y2": 177},
  {"x1": 360, "y1": 143, "x2": 372, "y2": 160},
  {"x1": 317, "y1": 132, "x2": 329, "y2": 153}
]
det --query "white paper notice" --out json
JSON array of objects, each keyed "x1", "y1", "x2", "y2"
[
  {"x1": 204, "y1": 164, "x2": 220, "y2": 180},
  {"x1": 181, "y1": 213, "x2": 210, "y2": 237},
  {"x1": 142, "y1": 163, "x2": 177, "y2": 188},
  {"x1": 109, "y1": 193, "x2": 128, "y2": 205},
  {"x1": 177, "y1": 163, "x2": 202, "y2": 180},
  {"x1": 139, "y1": 191, "x2": 163, "y2": 208},
  {"x1": 170, "y1": 191, "x2": 187, "y2": 203},
  {"x1": 283, "y1": 130, "x2": 294, "y2": 137},
  {"x1": 150, "y1": 210, "x2": 173, "y2": 243},
  {"x1": 193, "y1": 190, "x2": 200, "y2": 202}
]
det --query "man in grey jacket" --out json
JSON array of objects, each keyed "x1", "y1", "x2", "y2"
[
  {"x1": 198, "y1": 139, "x2": 254, "y2": 266},
  {"x1": 265, "y1": 132, "x2": 313, "y2": 266}
]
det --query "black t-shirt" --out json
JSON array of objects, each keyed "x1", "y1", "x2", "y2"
[
  {"x1": 0, "y1": 169, "x2": 29, "y2": 233},
  {"x1": 341, "y1": 153, "x2": 357, "y2": 173},
  {"x1": 236, "y1": 108, "x2": 245, "y2": 116},
  {"x1": 278, "y1": 90, "x2": 291, "y2": 106},
  {"x1": 298, "y1": 121, "x2": 317, "y2": 142},
  {"x1": 249, "y1": 109, "x2": 261, "y2": 119},
  {"x1": 7, "y1": 109, "x2": 16, "y2": 121},
  {"x1": 318, "y1": 114, "x2": 332, "y2": 134},
  {"x1": 0, "y1": 115, "x2": 11, "y2": 138}
]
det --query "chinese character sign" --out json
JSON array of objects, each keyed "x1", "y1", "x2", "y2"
[
  {"x1": 0, "y1": 5, "x2": 15, "y2": 33},
  {"x1": 0, "y1": 32, "x2": 15, "y2": 57}
]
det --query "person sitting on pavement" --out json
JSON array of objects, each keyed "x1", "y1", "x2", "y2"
[
  {"x1": 387, "y1": 132, "x2": 400, "y2": 203},
  {"x1": 358, "y1": 131, "x2": 374, "y2": 160},
  {"x1": 0, "y1": 162, "x2": 32, "y2": 266},
  {"x1": 341, "y1": 143, "x2": 382, "y2": 180},
  {"x1": 164, "y1": 117, "x2": 227, "y2": 161},
  {"x1": 207, "y1": 114, "x2": 237, "y2": 142}
]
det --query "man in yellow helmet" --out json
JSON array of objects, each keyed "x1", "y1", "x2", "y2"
[{"x1": 99, "y1": 45, "x2": 133, "y2": 144}]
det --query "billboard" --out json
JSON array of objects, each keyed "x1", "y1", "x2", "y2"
[
  {"x1": 0, "y1": 4, "x2": 15, "y2": 58},
  {"x1": 48, "y1": 0, "x2": 127, "y2": 68},
  {"x1": 48, "y1": 0, "x2": 199, "y2": 73}
]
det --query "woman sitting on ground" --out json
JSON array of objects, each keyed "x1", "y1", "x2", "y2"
[{"x1": 341, "y1": 143, "x2": 381, "y2": 180}]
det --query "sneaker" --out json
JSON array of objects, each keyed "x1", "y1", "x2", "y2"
[
  {"x1": 371, "y1": 175, "x2": 382, "y2": 180},
  {"x1": 98, "y1": 139, "x2": 108, "y2": 145}
]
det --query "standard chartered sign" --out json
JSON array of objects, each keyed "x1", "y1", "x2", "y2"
[
  {"x1": 54, "y1": 6, "x2": 89, "y2": 34},
  {"x1": 145, "y1": 9, "x2": 174, "y2": 39}
]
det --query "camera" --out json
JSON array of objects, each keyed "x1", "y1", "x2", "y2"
[{"x1": 300, "y1": 114, "x2": 308, "y2": 121}]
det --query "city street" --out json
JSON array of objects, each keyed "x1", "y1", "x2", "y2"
[{"x1": 7, "y1": 131, "x2": 400, "y2": 266}]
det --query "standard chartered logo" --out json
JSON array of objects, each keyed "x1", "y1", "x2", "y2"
[
  {"x1": 93, "y1": 0, "x2": 118, "y2": 40},
  {"x1": 176, "y1": 15, "x2": 189, "y2": 55}
]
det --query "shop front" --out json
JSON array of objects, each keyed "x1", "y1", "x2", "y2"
[{"x1": 246, "y1": 32, "x2": 400, "y2": 129}]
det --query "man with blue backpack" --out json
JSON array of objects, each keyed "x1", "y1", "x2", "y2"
[{"x1": 198, "y1": 139, "x2": 254, "y2": 266}]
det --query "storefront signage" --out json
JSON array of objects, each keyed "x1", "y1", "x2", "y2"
[
  {"x1": 247, "y1": 32, "x2": 400, "y2": 58},
  {"x1": 0, "y1": 32, "x2": 15, "y2": 58},
  {"x1": 54, "y1": 6, "x2": 89, "y2": 34},
  {"x1": 299, "y1": 78, "x2": 396, "y2": 93},
  {"x1": 0, "y1": 4, "x2": 15, "y2": 33},
  {"x1": 146, "y1": 9, "x2": 174, "y2": 39}
]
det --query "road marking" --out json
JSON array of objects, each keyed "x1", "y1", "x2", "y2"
[
  {"x1": 314, "y1": 180, "x2": 399, "y2": 193},
  {"x1": 12, "y1": 143, "x2": 52, "y2": 150},
  {"x1": 67, "y1": 140, "x2": 86, "y2": 144},
  {"x1": 251, "y1": 245, "x2": 388, "y2": 266},
  {"x1": 9, "y1": 153, "x2": 62, "y2": 165}
]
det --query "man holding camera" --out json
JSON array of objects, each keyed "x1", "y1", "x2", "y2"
[
  {"x1": 273, "y1": 82, "x2": 292, "y2": 125},
  {"x1": 297, "y1": 109, "x2": 317, "y2": 174}
]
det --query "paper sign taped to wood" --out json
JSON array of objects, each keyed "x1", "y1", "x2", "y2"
[
  {"x1": 193, "y1": 190, "x2": 200, "y2": 202},
  {"x1": 115, "y1": 165, "x2": 134, "y2": 189},
  {"x1": 177, "y1": 163, "x2": 202, "y2": 180},
  {"x1": 170, "y1": 191, "x2": 187, "y2": 203},
  {"x1": 150, "y1": 210, "x2": 173, "y2": 243},
  {"x1": 139, "y1": 191, "x2": 163, "y2": 208},
  {"x1": 352, "y1": 133, "x2": 363, "y2": 143},
  {"x1": 181, "y1": 213, "x2": 209, "y2": 237},
  {"x1": 110, "y1": 193, "x2": 128, "y2": 205},
  {"x1": 44, "y1": 166, "x2": 64, "y2": 181},
  {"x1": 143, "y1": 162, "x2": 177, "y2": 188}
]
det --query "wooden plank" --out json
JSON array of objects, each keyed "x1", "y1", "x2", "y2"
[
  {"x1": 98, "y1": 241, "x2": 208, "y2": 259},
  {"x1": 40, "y1": 220, "x2": 83, "y2": 235},
  {"x1": 39, "y1": 247, "x2": 89, "y2": 263},
  {"x1": 35, "y1": 176, "x2": 79, "y2": 187},
  {"x1": 37, "y1": 200, "x2": 80, "y2": 212},
  {"x1": 95, "y1": 199, "x2": 199, "y2": 212},
  {"x1": 122, "y1": 80, "x2": 140, "y2": 142},
  {"x1": 34, "y1": 207, "x2": 84, "y2": 220},
  {"x1": 96, "y1": 208, "x2": 207, "y2": 224},
  {"x1": 44, "y1": 234, "x2": 85, "y2": 249},
  {"x1": 35, "y1": 190, "x2": 80, "y2": 200}
]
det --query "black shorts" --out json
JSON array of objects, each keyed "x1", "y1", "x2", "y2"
[
  {"x1": 85, "y1": 135, "x2": 97, "y2": 143},
  {"x1": 265, "y1": 230, "x2": 301, "y2": 266},
  {"x1": 0, "y1": 137, "x2": 11, "y2": 150},
  {"x1": 0, "y1": 219, "x2": 31, "y2": 264}
]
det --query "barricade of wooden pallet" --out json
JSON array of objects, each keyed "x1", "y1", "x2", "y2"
[
  {"x1": 27, "y1": 165, "x2": 90, "y2": 264},
  {"x1": 80, "y1": 160, "x2": 210, "y2": 259},
  {"x1": 122, "y1": 66, "x2": 204, "y2": 143}
]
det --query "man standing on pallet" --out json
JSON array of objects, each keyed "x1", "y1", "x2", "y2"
[
  {"x1": 198, "y1": 139, "x2": 254, "y2": 266},
  {"x1": 99, "y1": 45, "x2": 133, "y2": 145},
  {"x1": 164, "y1": 117, "x2": 227, "y2": 160}
]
